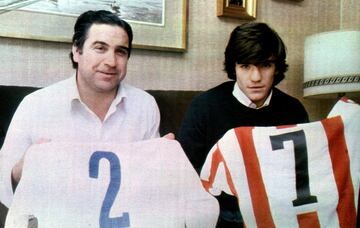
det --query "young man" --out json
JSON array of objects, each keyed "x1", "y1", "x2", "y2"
[
  {"x1": 0, "y1": 10, "x2": 160, "y2": 208},
  {"x1": 177, "y1": 22, "x2": 309, "y2": 227}
]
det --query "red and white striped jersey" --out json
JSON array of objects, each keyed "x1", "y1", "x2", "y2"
[{"x1": 201, "y1": 98, "x2": 359, "y2": 228}]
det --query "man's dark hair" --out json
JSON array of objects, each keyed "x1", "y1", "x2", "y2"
[
  {"x1": 69, "y1": 10, "x2": 133, "y2": 69},
  {"x1": 224, "y1": 22, "x2": 288, "y2": 86}
]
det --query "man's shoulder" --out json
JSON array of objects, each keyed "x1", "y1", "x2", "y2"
[
  {"x1": 122, "y1": 83, "x2": 156, "y2": 102},
  {"x1": 271, "y1": 88, "x2": 305, "y2": 110},
  {"x1": 193, "y1": 81, "x2": 235, "y2": 103},
  {"x1": 272, "y1": 88, "x2": 302, "y2": 103},
  {"x1": 23, "y1": 77, "x2": 72, "y2": 102}
]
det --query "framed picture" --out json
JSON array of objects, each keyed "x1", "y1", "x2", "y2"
[
  {"x1": 217, "y1": 0, "x2": 256, "y2": 20},
  {"x1": 0, "y1": 0, "x2": 187, "y2": 52}
]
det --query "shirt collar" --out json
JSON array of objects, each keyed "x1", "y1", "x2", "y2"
[
  {"x1": 68, "y1": 74, "x2": 81, "y2": 102},
  {"x1": 232, "y1": 82, "x2": 272, "y2": 109},
  {"x1": 113, "y1": 82, "x2": 127, "y2": 106}
]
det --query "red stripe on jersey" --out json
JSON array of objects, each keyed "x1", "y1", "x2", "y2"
[
  {"x1": 322, "y1": 116, "x2": 357, "y2": 227},
  {"x1": 297, "y1": 211, "x2": 320, "y2": 228},
  {"x1": 235, "y1": 127, "x2": 275, "y2": 228},
  {"x1": 340, "y1": 97, "x2": 349, "y2": 102},
  {"x1": 276, "y1": 124, "x2": 297, "y2": 129},
  {"x1": 201, "y1": 146, "x2": 238, "y2": 198}
]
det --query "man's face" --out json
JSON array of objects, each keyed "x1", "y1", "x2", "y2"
[
  {"x1": 235, "y1": 61, "x2": 276, "y2": 107},
  {"x1": 72, "y1": 23, "x2": 129, "y2": 95}
]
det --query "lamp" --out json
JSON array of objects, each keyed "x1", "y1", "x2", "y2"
[{"x1": 303, "y1": 30, "x2": 360, "y2": 99}]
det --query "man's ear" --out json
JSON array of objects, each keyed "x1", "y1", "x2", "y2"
[
  {"x1": 274, "y1": 68, "x2": 279, "y2": 76},
  {"x1": 72, "y1": 45, "x2": 81, "y2": 63}
]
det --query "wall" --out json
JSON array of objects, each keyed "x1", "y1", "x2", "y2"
[{"x1": 0, "y1": 0, "x2": 359, "y2": 121}]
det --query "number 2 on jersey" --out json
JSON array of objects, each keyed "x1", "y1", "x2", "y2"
[{"x1": 89, "y1": 151, "x2": 130, "y2": 228}]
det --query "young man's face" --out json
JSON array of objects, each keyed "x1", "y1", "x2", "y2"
[
  {"x1": 72, "y1": 23, "x2": 130, "y2": 95},
  {"x1": 235, "y1": 61, "x2": 276, "y2": 107}
]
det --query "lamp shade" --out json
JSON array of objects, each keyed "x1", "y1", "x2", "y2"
[{"x1": 303, "y1": 30, "x2": 360, "y2": 98}]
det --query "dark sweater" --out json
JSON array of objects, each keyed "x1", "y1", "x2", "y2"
[
  {"x1": 177, "y1": 80, "x2": 309, "y2": 172},
  {"x1": 177, "y1": 81, "x2": 309, "y2": 227}
]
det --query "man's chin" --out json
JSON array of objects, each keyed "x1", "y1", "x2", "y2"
[
  {"x1": 248, "y1": 93, "x2": 266, "y2": 100},
  {"x1": 248, "y1": 95, "x2": 266, "y2": 105},
  {"x1": 94, "y1": 83, "x2": 118, "y2": 94}
]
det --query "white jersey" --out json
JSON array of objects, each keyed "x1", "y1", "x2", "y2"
[
  {"x1": 6, "y1": 138, "x2": 219, "y2": 228},
  {"x1": 201, "y1": 98, "x2": 359, "y2": 228}
]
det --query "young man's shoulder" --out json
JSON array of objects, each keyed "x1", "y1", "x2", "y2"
[
  {"x1": 271, "y1": 87, "x2": 309, "y2": 121},
  {"x1": 193, "y1": 81, "x2": 235, "y2": 104},
  {"x1": 272, "y1": 87, "x2": 303, "y2": 105}
]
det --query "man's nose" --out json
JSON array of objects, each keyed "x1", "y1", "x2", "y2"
[
  {"x1": 250, "y1": 66, "x2": 261, "y2": 81},
  {"x1": 104, "y1": 52, "x2": 116, "y2": 67}
]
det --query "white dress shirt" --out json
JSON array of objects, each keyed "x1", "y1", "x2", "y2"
[
  {"x1": 0, "y1": 76, "x2": 160, "y2": 207},
  {"x1": 232, "y1": 83, "x2": 272, "y2": 109}
]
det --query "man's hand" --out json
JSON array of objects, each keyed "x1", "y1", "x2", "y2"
[
  {"x1": 162, "y1": 133, "x2": 175, "y2": 140},
  {"x1": 11, "y1": 138, "x2": 51, "y2": 188},
  {"x1": 11, "y1": 156, "x2": 24, "y2": 184}
]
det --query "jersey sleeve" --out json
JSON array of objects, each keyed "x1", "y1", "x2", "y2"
[
  {"x1": 327, "y1": 97, "x2": 360, "y2": 188},
  {"x1": 200, "y1": 130, "x2": 237, "y2": 197}
]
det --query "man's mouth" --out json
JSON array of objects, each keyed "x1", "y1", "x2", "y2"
[
  {"x1": 249, "y1": 86, "x2": 264, "y2": 90},
  {"x1": 99, "y1": 71, "x2": 117, "y2": 76}
]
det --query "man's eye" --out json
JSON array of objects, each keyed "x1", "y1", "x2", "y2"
[
  {"x1": 94, "y1": 46, "x2": 106, "y2": 52},
  {"x1": 240, "y1": 64, "x2": 250, "y2": 69},
  {"x1": 116, "y1": 49, "x2": 128, "y2": 56},
  {"x1": 261, "y1": 62, "x2": 274, "y2": 68}
]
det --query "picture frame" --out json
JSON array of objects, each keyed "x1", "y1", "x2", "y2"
[
  {"x1": 0, "y1": 0, "x2": 188, "y2": 52},
  {"x1": 217, "y1": 0, "x2": 256, "y2": 20}
]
